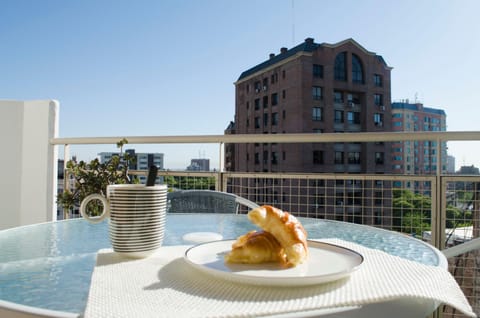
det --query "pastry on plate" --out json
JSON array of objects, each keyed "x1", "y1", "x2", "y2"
[
  {"x1": 224, "y1": 230, "x2": 286, "y2": 264},
  {"x1": 225, "y1": 205, "x2": 308, "y2": 267}
]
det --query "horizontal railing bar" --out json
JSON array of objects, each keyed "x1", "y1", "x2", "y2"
[{"x1": 51, "y1": 131, "x2": 480, "y2": 146}]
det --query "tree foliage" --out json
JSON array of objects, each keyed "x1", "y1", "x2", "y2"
[{"x1": 57, "y1": 139, "x2": 138, "y2": 215}]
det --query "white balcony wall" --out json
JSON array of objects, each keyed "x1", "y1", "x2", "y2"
[{"x1": 0, "y1": 100, "x2": 58, "y2": 230}]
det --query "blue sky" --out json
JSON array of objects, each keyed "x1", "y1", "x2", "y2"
[{"x1": 1, "y1": 0, "x2": 479, "y2": 169}]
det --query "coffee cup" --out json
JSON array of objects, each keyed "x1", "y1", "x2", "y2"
[{"x1": 79, "y1": 184, "x2": 167, "y2": 258}]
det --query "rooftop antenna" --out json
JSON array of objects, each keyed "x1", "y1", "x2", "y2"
[{"x1": 291, "y1": 0, "x2": 295, "y2": 45}]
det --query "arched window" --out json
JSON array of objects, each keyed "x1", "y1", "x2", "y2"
[
  {"x1": 352, "y1": 54, "x2": 364, "y2": 84},
  {"x1": 334, "y1": 52, "x2": 347, "y2": 81}
]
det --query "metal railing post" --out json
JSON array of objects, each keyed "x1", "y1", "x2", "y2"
[{"x1": 63, "y1": 144, "x2": 70, "y2": 220}]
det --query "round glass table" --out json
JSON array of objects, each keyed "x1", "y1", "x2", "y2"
[{"x1": 0, "y1": 214, "x2": 446, "y2": 317}]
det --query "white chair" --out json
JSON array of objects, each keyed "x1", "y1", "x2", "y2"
[{"x1": 167, "y1": 190, "x2": 258, "y2": 214}]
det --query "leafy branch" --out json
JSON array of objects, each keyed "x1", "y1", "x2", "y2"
[{"x1": 57, "y1": 139, "x2": 138, "y2": 215}]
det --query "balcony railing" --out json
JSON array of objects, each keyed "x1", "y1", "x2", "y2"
[{"x1": 52, "y1": 131, "x2": 480, "y2": 317}]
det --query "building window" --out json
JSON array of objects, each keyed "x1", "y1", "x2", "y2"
[
  {"x1": 374, "y1": 113, "x2": 384, "y2": 126},
  {"x1": 271, "y1": 73, "x2": 278, "y2": 84},
  {"x1": 263, "y1": 150, "x2": 268, "y2": 164},
  {"x1": 313, "y1": 150, "x2": 324, "y2": 164},
  {"x1": 263, "y1": 113, "x2": 268, "y2": 126},
  {"x1": 282, "y1": 89, "x2": 286, "y2": 99},
  {"x1": 334, "y1": 52, "x2": 347, "y2": 81},
  {"x1": 374, "y1": 94, "x2": 383, "y2": 106},
  {"x1": 254, "y1": 98, "x2": 260, "y2": 110},
  {"x1": 313, "y1": 64, "x2": 323, "y2": 78},
  {"x1": 272, "y1": 152, "x2": 278, "y2": 164},
  {"x1": 335, "y1": 110, "x2": 344, "y2": 123},
  {"x1": 347, "y1": 111, "x2": 360, "y2": 124},
  {"x1": 262, "y1": 78, "x2": 268, "y2": 91},
  {"x1": 334, "y1": 151, "x2": 344, "y2": 164},
  {"x1": 374, "y1": 74, "x2": 383, "y2": 87},
  {"x1": 263, "y1": 96, "x2": 268, "y2": 108},
  {"x1": 375, "y1": 152, "x2": 384, "y2": 164},
  {"x1": 272, "y1": 112, "x2": 279, "y2": 126},
  {"x1": 271, "y1": 93, "x2": 278, "y2": 106},
  {"x1": 348, "y1": 152, "x2": 361, "y2": 164},
  {"x1": 312, "y1": 107, "x2": 322, "y2": 121},
  {"x1": 254, "y1": 153, "x2": 260, "y2": 164},
  {"x1": 254, "y1": 81, "x2": 261, "y2": 93},
  {"x1": 347, "y1": 93, "x2": 360, "y2": 105},
  {"x1": 334, "y1": 91, "x2": 343, "y2": 103},
  {"x1": 254, "y1": 117, "x2": 260, "y2": 129},
  {"x1": 312, "y1": 86, "x2": 323, "y2": 100},
  {"x1": 352, "y1": 54, "x2": 364, "y2": 84}
]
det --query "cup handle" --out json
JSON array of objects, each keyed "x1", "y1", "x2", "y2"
[{"x1": 79, "y1": 194, "x2": 110, "y2": 224}]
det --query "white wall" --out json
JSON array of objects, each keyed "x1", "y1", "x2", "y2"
[{"x1": 0, "y1": 100, "x2": 59, "y2": 230}]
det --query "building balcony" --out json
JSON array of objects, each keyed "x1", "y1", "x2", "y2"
[{"x1": 0, "y1": 100, "x2": 479, "y2": 316}]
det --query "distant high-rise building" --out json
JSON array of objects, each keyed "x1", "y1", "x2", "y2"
[
  {"x1": 98, "y1": 149, "x2": 164, "y2": 184},
  {"x1": 447, "y1": 155, "x2": 456, "y2": 174},
  {"x1": 187, "y1": 159, "x2": 210, "y2": 171},
  {"x1": 391, "y1": 102, "x2": 447, "y2": 175},
  {"x1": 226, "y1": 38, "x2": 393, "y2": 224}
]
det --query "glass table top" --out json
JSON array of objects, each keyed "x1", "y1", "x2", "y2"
[{"x1": 0, "y1": 214, "x2": 443, "y2": 315}]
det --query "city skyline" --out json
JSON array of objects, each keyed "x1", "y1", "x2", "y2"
[{"x1": 1, "y1": 0, "x2": 479, "y2": 169}]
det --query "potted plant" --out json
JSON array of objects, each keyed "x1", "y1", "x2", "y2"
[{"x1": 57, "y1": 139, "x2": 139, "y2": 218}]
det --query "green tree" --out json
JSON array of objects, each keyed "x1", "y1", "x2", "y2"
[
  {"x1": 57, "y1": 139, "x2": 138, "y2": 217},
  {"x1": 392, "y1": 189, "x2": 431, "y2": 235}
]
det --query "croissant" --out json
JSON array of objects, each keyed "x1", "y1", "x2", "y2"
[
  {"x1": 248, "y1": 205, "x2": 308, "y2": 266},
  {"x1": 224, "y1": 230, "x2": 286, "y2": 264}
]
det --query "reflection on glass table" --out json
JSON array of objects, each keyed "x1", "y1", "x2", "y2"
[{"x1": 0, "y1": 214, "x2": 446, "y2": 317}]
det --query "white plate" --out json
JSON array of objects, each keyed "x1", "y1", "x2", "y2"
[{"x1": 184, "y1": 240, "x2": 363, "y2": 286}]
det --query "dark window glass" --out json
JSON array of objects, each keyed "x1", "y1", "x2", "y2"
[
  {"x1": 271, "y1": 93, "x2": 278, "y2": 106},
  {"x1": 348, "y1": 152, "x2": 361, "y2": 164},
  {"x1": 313, "y1": 150, "x2": 323, "y2": 164},
  {"x1": 312, "y1": 86, "x2": 322, "y2": 100},
  {"x1": 374, "y1": 94, "x2": 383, "y2": 106},
  {"x1": 352, "y1": 54, "x2": 364, "y2": 83},
  {"x1": 312, "y1": 107, "x2": 322, "y2": 121},
  {"x1": 313, "y1": 64, "x2": 323, "y2": 78},
  {"x1": 374, "y1": 74, "x2": 383, "y2": 87},
  {"x1": 272, "y1": 112, "x2": 279, "y2": 125},
  {"x1": 335, "y1": 110, "x2": 344, "y2": 123},
  {"x1": 334, "y1": 152, "x2": 344, "y2": 164},
  {"x1": 334, "y1": 52, "x2": 347, "y2": 81}
]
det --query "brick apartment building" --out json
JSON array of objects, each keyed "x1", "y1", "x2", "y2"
[{"x1": 226, "y1": 38, "x2": 393, "y2": 224}]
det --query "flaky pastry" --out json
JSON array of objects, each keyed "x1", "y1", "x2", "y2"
[
  {"x1": 247, "y1": 205, "x2": 308, "y2": 266},
  {"x1": 224, "y1": 230, "x2": 286, "y2": 264}
]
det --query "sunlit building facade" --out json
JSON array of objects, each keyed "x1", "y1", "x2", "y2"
[
  {"x1": 391, "y1": 101, "x2": 447, "y2": 177},
  {"x1": 226, "y1": 38, "x2": 393, "y2": 224}
]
